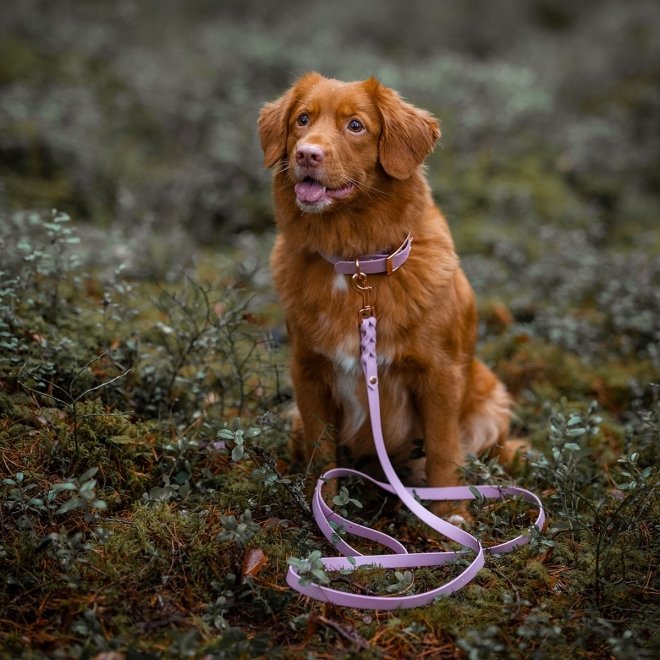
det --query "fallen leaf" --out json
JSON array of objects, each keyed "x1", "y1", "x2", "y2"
[{"x1": 242, "y1": 548, "x2": 268, "y2": 579}]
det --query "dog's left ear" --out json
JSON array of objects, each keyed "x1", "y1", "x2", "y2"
[
  {"x1": 258, "y1": 90, "x2": 293, "y2": 168},
  {"x1": 366, "y1": 78, "x2": 440, "y2": 180},
  {"x1": 258, "y1": 72, "x2": 323, "y2": 168}
]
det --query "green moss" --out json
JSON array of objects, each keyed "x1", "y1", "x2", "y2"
[
  {"x1": 99, "y1": 502, "x2": 236, "y2": 596},
  {"x1": 523, "y1": 560, "x2": 551, "y2": 587},
  {"x1": 1, "y1": 3, "x2": 659, "y2": 653}
]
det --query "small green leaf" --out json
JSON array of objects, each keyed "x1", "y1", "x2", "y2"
[
  {"x1": 79, "y1": 467, "x2": 99, "y2": 482},
  {"x1": 469, "y1": 485, "x2": 485, "y2": 501},
  {"x1": 56, "y1": 496, "x2": 83, "y2": 514},
  {"x1": 148, "y1": 486, "x2": 167, "y2": 500},
  {"x1": 50, "y1": 482, "x2": 77, "y2": 492},
  {"x1": 79, "y1": 479, "x2": 97, "y2": 494},
  {"x1": 311, "y1": 569, "x2": 330, "y2": 585},
  {"x1": 564, "y1": 442, "x2": 581, "y2": 451}
]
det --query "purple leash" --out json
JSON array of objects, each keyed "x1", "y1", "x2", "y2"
[{"x1": 286, "y1": 247, "x2": 545, "y2": 609}]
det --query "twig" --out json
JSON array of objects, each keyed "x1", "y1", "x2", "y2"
[
  {"x1": 488, "y1": 564, "x2": 523, "y2": 620},
  {"x1": 318, "y1": 615, "x2": 371, "y2": 650},
  {"x1": 74, "y1": 368, "x2": 132, "y2": 401}
]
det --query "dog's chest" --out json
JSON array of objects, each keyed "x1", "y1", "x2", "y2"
[
  {"x1": 329, "y1": 336, "x2": 417, "y2": 455},
  {"x1": 329, "y1": 339, "x2": 397, "y2": 441},
  {"x1": 281, "y1": 258, "x2": 420, "y2": 449},
  {"x1": 313, "y1": 281, "x2": 401, "y2": 440},
  {"x1": 311, "y1": 271, "x2": 397, "y2": 368}
]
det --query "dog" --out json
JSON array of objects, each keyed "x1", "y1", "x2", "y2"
[{"x1": 259, "y1": 73, "x2": 521, "y2": 512}]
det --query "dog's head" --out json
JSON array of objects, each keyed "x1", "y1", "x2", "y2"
[{"x1": 258, "y1": 73, "x2": 440, "y2": 214}]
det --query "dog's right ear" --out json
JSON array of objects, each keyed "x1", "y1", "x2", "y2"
[
  {"x1": 258, "y1": 91, "x2": 292, "y2": 169},
  {"x1": 258, "y1": 72, "x2": 323, "y2": 168},
  {"x1": 365, "y1": 77, "x2": 440, "y2": 180}
]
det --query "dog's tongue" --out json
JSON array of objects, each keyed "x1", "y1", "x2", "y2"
[{"x1": 294, "y1": 180, "x2": 326, "y2": 203}]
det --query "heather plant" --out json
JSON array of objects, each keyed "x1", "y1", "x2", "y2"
[
  {"x1": 18, "y1": 355, "x2": 131, "y2": 460},
  {"x1": 0, "y1": 212, "x2": 291, "y2": 655},
  {"x1": 0, "y1": 210, "x2": 82, "y2": 372},
  {"x1": 1, "y1": 203, "x2": 657, "y2": 656},
  {"x1": 49, "y1": 466, "x2": 107, "y2": 518},
  {"x1": 1, "y1": 1, "x2": 659, "y2": 656}
]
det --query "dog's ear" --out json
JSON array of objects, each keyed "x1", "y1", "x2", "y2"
[
  {"x1": 258, "y1": 91, "x2": 293, "y2": 169},
  {"x1": 258, "y1": 72, "x2": 323, "y2": 168},
  {"x1": 366, "y1": 78, "x2": 440, "y2": 180}
]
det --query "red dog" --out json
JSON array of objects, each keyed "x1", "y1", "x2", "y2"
[{"x1": 259, "y1": 73, "x2": 519, "y2": 511}]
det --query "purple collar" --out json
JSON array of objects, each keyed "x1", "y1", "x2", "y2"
[{"x1": 321, "y1": 233, "x2": 413, "y2": 276}]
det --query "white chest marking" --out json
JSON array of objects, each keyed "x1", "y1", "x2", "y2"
[
  {"x1": 334, "y1": 349, "x2": 360, "y2": 375},
  {"x1": 332, "y1": 345, "x2": 394, "y2": 439},
  {"x1": 333, "y1": 273, "x2": 349, "y2": 292},
  {"x1": 335, "y1": 370, "x2": 366, "y2": 437}
]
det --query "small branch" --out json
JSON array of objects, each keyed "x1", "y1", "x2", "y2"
[
  {"x1": 74, "y1": 368, "x2": 131, "y2": 402},
  {"x1": 18, "y1": 379, "x2": 71, "y2": 408},
  {"x1": 318, "y1": 615, "x2": 371, "y2": 650}
]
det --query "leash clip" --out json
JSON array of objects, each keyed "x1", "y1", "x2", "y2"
[{"x1": 352, "y1": 259, "x2": 375, "y2": 322}]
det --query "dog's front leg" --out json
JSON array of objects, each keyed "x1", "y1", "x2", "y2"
[
  {"x1": 289, "y1": 347, "x2": 338, "y2": 472},
  {"x1": 414, "y1": 368, "x2": 468, "y2": 519}
]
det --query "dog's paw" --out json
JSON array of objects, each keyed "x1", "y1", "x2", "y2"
[
  {"x1": 429, "y1": 500, "x2": 473, "y2": 525},
  {"x1": 499, "y1": 438, "x2": 530, "y2": 472},
  {"x1": 447, "y1": 513, "x2": 470, "y2": 527}
]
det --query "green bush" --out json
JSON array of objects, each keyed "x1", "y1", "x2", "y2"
[
  {"x1": 0, "y1": 1, "x2": 658, "y2": 656},
  {"x1": 1, "y1": 1, "x2": 658, "y2": 242}
]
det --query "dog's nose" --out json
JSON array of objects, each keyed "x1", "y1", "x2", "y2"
[{"x1": 296, "y1": 144, "x2": 324, "y2": 168}]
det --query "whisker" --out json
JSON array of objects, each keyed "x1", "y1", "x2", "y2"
[
  {"x1": 347, "y1": 177, "x2": 393, "y2": 198},
  {"x1": 274, "y1": 160, "x2": 291, "y2": 176}
]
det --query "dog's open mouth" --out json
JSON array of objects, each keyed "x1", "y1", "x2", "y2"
[{"x1": 294, "y1": 177, "x2": 354, "y2": 205}]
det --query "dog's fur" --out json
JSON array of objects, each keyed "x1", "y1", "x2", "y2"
[{"x1": 259, "y1": 73, "x2": 519, "y2": 502}]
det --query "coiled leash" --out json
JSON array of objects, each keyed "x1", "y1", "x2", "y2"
[{"x1": 287, "y1": 237, "x2": 545, "y2": 609}]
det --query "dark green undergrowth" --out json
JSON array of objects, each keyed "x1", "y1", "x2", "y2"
[
  {"x1": 0, "y1": 209, "x2": 657, "y2": 659},
  {"x1": 1, "y1": 1, "x2": 659, "y2": 657}
]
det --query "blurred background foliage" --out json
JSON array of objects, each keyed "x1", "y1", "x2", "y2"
[
  {"x1": 1, "y1": 0, "x2": 658, "y2": 246},
  {"x1": 1, "y1": 1, "x2": 659, "y2": 657}
]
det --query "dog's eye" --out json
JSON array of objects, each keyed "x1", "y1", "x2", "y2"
[
  {"x1": 347, "y1": 119, "x2": 364, "y2": 133},
  {"x1": 297, "y1": 113, "x2": 310, "y2": 127}
]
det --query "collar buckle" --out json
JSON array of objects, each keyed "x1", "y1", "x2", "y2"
[{"x1": 386, "y1": 234, "x2": 412, "y2": 275}]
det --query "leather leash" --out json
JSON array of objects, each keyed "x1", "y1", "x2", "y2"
[{"x1": 286, "y1": 243, "x2": 545, "y2": 609}]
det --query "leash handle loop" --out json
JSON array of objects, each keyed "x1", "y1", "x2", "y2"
[{"x1": 286, "y1": 316, "x2": 545, "y2": 609}]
